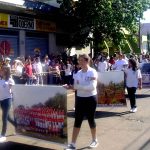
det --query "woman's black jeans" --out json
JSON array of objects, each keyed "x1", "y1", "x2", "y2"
[
  {"x1": 127, "y1": 87, "x2": 137, "y2": 109},
  {"x1": 0, "y1": 98, "x2": 15, "y2": 136}
]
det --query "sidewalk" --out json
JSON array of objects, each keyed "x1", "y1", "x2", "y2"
[{"x1": 0, "y1": 88, "x2": 150, "y2": 150}]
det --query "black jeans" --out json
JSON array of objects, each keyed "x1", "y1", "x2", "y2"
[
  {"x1": 0, "y1": 98, "x2": 15, "y2": 136},
  {"x1": 127, "y1": 87, "x2": 137, "y2": 109}
]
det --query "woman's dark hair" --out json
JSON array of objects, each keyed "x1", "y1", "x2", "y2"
[
  {"x1": 128, "y1": 58, "x2": 137, "y2": 71},
  {"x1": 1, "y1": 66, "x2": 11, "y2": 81},
  {"x1": 74, "y1": 63, "x2": 80, "y2": 73}
]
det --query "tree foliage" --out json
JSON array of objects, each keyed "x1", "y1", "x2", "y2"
[{"x1": 58, "y1": 0, "x2": 150, "y2": 51}]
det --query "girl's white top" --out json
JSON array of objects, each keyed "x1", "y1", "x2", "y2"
[
  {"x1": 0, "y1": 78, "x2": 15, "y2": 101},
  {"x1": 125, "y1": 68, "x2": 142, "y2": 88},
  {"x1": 97, "y1": 61, "x2": 108, "y2": 72},
  {"x1": 74, "y1": 66, "x2": 97, "y2": 97},
  {"x1": 65, "y1": 64, "x2": 72, "y2": 76}
]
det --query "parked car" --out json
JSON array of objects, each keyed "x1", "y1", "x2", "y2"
[{"x1": 140, "y1": 63, "x2": 150, "y2": 87}]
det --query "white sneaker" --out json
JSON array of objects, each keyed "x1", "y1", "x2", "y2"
[
  {"x1": 89, "y1": 140, "x2": 99, "y2": 148},
  {"x1": 65, "y1": 143, "x2": 76, "y2": 150},
  {"x1": 132, "y1": 108, "x2": 137, "y2": 113},
  {"x1": 0, "y1": 136, "x2": 6, "y2": 143},
  {"x1": 130, "y1": 109, "x2": 133, "y2": 112}
]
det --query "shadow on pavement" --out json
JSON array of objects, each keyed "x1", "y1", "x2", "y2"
[
  {"x1": 136, "y1": 94, "x2": 150, "y2": 99},
  {"x1": 139, "y1": 139, "x2": 150, "y2": 150},
  {"x1": 77, "y1": 146, "x2": 90, "y2": 150},
  {"x1": 126, "y1": 94, "x2": 150, "y2": 99},
  {"x1": 95, "y1": 110, "x2": 130, "y2": 119},
  {"x1": 0, "y1": 141, "x2": 54, "y2": 150},
  {"x1": 67, "y1": 110, "x2": 131, "y2": 119}
]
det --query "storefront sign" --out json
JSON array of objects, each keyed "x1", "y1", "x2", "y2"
[
  {"x1": 9, "y1": 15, "x2": 35, "y2": 30},
  {"x1": 0, "y1": 13, "x2": 8, "y2": 28},
  {"x1": 36, "y1": 19, "x2": 56, "y2": 32}
]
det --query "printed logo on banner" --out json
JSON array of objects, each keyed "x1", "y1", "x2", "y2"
[
  {"x1": 97, "y1": 71, "x2": 126, "y2": 107},
  {"x1": 9, "y1": 15, "x2": 35, "y2": 30},
  {"x1": 12, "y1": 85, "x2": 68, "y2": 144},
  {"x1": 0, "y1": 13, "x2": 8, "y2": 28}
]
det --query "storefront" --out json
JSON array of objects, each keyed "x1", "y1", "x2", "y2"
[
  {"x1": 25, "y1": 32, "x2": 48, "y2": 58},
  {"x1": 0, "y1": 13, "x2": 56, "y2": 59},
  {"x1": 0, "y1": 29, "x2": 19, "y2": 59}
]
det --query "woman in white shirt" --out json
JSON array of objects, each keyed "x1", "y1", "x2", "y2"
[
  {"x1": 64, "y1": 60, "x2": 73, "y2": 86},
  {"x1": 124, "y1": 58, "x2": 142, "y2": 113},
  {"x1": 66, "y1": 54, "x2": 99, "y2": 150},
  {"x1": 0, "y1": 65, "x2": 15, "y2": 142},
  {"x1": 97, "y1": 56, "x2": 108, "y2": 72}
]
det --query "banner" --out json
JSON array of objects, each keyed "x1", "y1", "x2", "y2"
[
  {"x1": 97, "y1": 71, "x2": 126, "y2": 107},
  {"x1": 142, "y1": 73, "x2": 150, "y2": 87},
  {"x1": 12, "y1": 85, "x2": 67, "y2": 144},
  {"x1": 0, "y1": 13, "x2": 8, "y2": 28}
]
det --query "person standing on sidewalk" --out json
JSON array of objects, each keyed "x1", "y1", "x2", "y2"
[
  {"x1": 124, "y1": 58, "x2": 142, "y2": 113},
  {"x1": 65, "y1": 54, "x2": 99, "y2": 150},
  {"x1": 0, "y1": 65, "x2": 15, "y2": 142}
]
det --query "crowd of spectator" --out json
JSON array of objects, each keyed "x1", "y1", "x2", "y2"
[{"x1": 1, "y1": 51, "x2": 150, "y2": 86}]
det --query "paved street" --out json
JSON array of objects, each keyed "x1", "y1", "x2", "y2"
[{"x1": 0, "y1": 88, "x2": 150, "y2": 150}]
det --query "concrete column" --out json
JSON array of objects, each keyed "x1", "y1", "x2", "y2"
[
  {"x1": 19, "y1": 30, "x2": 25, "y2": 56},
  {"x1": 48, "y1": 33, "x2": 57, "y2": 54}
]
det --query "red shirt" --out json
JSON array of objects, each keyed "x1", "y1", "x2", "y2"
[{"x1": 25, "y1": 64, "x2": 33, "y2": 77}]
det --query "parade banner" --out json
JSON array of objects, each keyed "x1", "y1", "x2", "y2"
[
  {"x1": 12, "y1": 85, "x2": 67, "y2": 144},
  {"x1": 97, "y1": 71, "x2": 126, "y2": 107},
  {"x1": 142, "y1": 73, "x2": 150, "y2": 87}
]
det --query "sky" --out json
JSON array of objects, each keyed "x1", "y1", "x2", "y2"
[
  {"x1": 141, "y1": 9, "x2": 150, "y2": 23},
  {"x1": 0, "y1": 0, "x2": 150, "y2": 22},
  {"x1": 0, "y1": 0, "x2": 60, "y2": 7}
]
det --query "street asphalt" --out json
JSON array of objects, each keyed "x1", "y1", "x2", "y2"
[{"x1": 0, "y1": 88, "x2": 150, "y2": 150}]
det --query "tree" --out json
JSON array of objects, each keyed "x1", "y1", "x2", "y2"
[{"x1": 58, "y1": 0, "x2": 150, "y2": 52}]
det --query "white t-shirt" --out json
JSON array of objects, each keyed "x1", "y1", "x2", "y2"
[
  {"x1": 113, "y1": 59, "x2": 128, "y2": 70},
  {"x1": 65, "y1": 64, "x2": 72, "y2": 76},
  {"x1": 0, "y1": 78, "x2": 15, "y2": 101},
  {"x1": 125, "y1": 68, "x2": 142, "y2": 88},
  {"x1": 97, "y1": 61, "x2": 108, "y2": 72},
  {"x1": 16, "y1": 65, "x2": 23, "y2": 76},
  {"x1": 33, "y1": 62, "x2": 43, "y2": 74},
  {"x1": 74, "y1": 66, "x2": 97, "y2": 97}
]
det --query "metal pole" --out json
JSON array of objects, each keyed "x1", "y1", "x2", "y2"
[{"x1": 138, "y1": 17, "x2": 141, "y2": 52}]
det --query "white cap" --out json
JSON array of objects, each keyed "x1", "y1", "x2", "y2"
[
  {"x1": 5, "y1": 57, "x2": 11, "y2": 61},
  {"x1": 15, "y1": 59, "x2": 21, "y2": 62}
]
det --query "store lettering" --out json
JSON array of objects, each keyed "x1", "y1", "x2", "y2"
[
  {"x1": 36, "y1": 19, "x2": 56, "y2": 32},
  {"x1": 18, "y1": 18, "x2": 34, "y2": 29},
  {"x1": 10, "y1": 15, "x2": 34, "y2": 29}
]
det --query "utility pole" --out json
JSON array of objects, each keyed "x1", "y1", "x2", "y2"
[{"x1": 138, "y1": 17, "x2": 141, "y2": 53}]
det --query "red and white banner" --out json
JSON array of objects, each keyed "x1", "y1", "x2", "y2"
[{"x1": 12, "y1": 85, "x2": 68, "y2": 144}]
